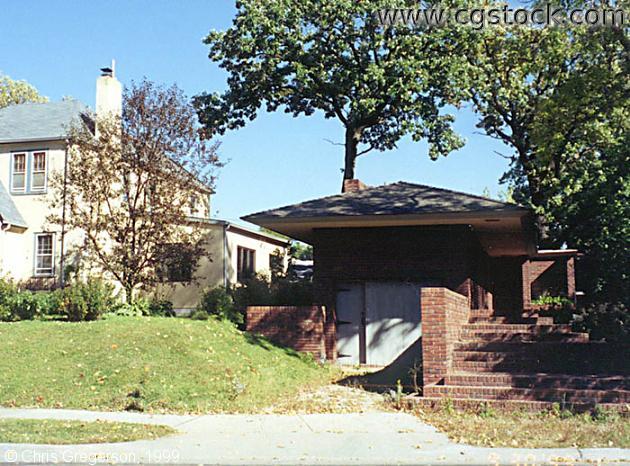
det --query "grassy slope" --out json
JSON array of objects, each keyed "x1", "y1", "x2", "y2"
[
  {"x1": 0, "y1": 419, "x2": 175, "y2": 444},
  {"x1": 0, "y1": 317, "x2": 334, "y2": 413}
]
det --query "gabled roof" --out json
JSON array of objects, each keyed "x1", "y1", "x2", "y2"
[
  {"x1": 0, "y1": 182, "x2": 26, "y2": 228},
  {"x1": 244, "y1": 182, "x2": 527, "y2": 222},
  {"x1": 0, "y1": 100, "x2": 88, "y2": 143}
]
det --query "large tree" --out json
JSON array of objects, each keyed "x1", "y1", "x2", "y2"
[
  {"x1": 49, "y1": 80, "x2": 221, "y2": 303},
  {"x1": 0, "y1": 74, "x2": 47, "y2": 108},
  {"x1": 465, "y1": 12, "x2": 629, "y2": 302},
  {"x1": 194, "y1": 0, "x2": 467, "y2": 190}
]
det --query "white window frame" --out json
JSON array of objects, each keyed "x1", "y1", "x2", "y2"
[
  {"x1": 30, "y1": 151, "x2": 48, "y2": 192},
  {"x1": 10, "y1": 152, "x2": 27, "y2": 193},
  {"x1": 34, "y1": 233, "x2": 55, "y2": 277}
]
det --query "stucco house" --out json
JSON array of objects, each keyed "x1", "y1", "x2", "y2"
[
  {"x1": 244, "y1": 180, "x2": 628, "y2": 407},
  {"x1": 0, "y1": 69, "x2": 288, "y2": 311}
]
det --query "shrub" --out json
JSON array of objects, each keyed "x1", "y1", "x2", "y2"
[
  {"x1": 572, "y1": 302, "x2": 629, "y2": 343},
  {"x1": 190, "y1": 309, "x2": 209, "y2": 320},
  {"x1": 60, "y1": 279, "x2": 116, "y2": 322},
  {"x1": 198, "y1": 286, "x2": 242, "y2": 325},
  {"x1": 148, "y1": 299, "x2": 175, "y2": 317},
  {"x1": 231, "y1": 274, "x2": 273, "y2": 311},
  {"x1": 113, "y1": 298, "x2": 150, "y2": 317},
  {"x1": 231, "y1": 273, "x2": 313, "y2": 309},
  {"x1": 0, "y1": 279, "x2": 62, "y2": 321}
]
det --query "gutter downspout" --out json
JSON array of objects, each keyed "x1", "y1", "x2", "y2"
[
  {"x1": 223, "y1": 223, "x2": 229, "y2": 288},
  {"x1": 58, "y1": 144, "x2": 69, "y2": 287}
]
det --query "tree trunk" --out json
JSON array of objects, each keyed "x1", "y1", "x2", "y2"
[
  {"x1": 125, "y1": 283, "x2": 134, "y2": 304},
  {"x1": 341, "y1": 126, "x2": 360, "y2": 192}
]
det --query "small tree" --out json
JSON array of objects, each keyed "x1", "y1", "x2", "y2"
[
  {"x1": 49, "y1": 80, "x2": 221, "y2": 303},
  {"x1": 0, "y1": 74, "x2": 47, "y2": 108}
]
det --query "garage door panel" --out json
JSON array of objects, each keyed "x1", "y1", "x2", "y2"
[
  {"x1": 335, "y1": 284, "x2": 363, "y2": 365},
  {"x1": 365, "y1": 282, "x2": 421, "y2": 366}
]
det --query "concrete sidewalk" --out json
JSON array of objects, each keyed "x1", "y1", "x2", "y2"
[{"x1": 0, "y1": 408, "x2": 628, "y2": 464}]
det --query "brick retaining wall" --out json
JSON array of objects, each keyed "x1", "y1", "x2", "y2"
[{"x1": 246, "y1": 306, "x2": 326, "y2": 360}]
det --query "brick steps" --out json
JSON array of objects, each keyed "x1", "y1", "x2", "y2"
[
  {"x1": 462, "y1": 323, "x2": 573, "y2": 333},
  {"x1": 407, "y1": 396, "x2": 628, "y2": 413},
  {"x1": 424, "y1": 384, "x2": 630, "y2": 403},
  {"x1": 468, "y1": 315, "x2": 554, "y2": 325},
  {"x1": 422, "y1": 304, "x2": 629, "y2": 407},
  {"x1": 446, "y1": 372, "x2": 630, "y2": 390},
  {"x1": 459, "y1": 331, "x2": 589, "y2": 343},
  {"x1": 453, "y1": 341, "x2": 600, "y2": 352}
]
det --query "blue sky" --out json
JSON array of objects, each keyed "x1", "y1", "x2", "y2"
[{"x1": 0, "y1": 0, "x2": 512, "y2": 224}]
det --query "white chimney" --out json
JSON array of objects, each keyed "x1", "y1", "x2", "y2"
[{"x1": 95, "y1": 60, "x2": 122, "y2": 119}]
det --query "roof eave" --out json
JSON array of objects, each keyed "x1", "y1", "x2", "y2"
[{"x1": 0, "y1": 136, "x2": 67, "y2": 145}]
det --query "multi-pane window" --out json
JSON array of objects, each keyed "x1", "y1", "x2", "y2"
[
  {"x1": 11, "y1": 153, "x2": 26, "y2": 192},
  {"x1": 31, "y1": 152, "x2": 47, "y2": 191},
  {"x1": 157, "y1": 244, "x2": 194, "y2": 282},
  {"x1": 34, "y1": 233, "x2": 54, "y2": 276},
  {"x1": 10, "y1": 151, "x2": 47, "y2": 193},
  {"x1": 237, "y1": 247, "x2": 255, "y2": 282}
]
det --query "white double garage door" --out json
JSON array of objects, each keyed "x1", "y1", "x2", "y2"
[{"x1": 335, "y1": 282, "x2": 422, "y2": 366}]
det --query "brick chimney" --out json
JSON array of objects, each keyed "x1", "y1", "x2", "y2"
[{"x1": 343, "y1": 179, "x2": 367, "y2": 193}]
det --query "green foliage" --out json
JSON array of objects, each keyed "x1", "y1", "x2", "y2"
[
  {"x1": 60, "y1": 279, "x2": 116, "y2": 322},
  {"x1": 148, "y1": 299, "x2": 175, "y2": 317},
  {"x1": 465, "y1": 14, "x2": 629, "y2": 303},
  {"x1": 190, "y1": 309, "x2": 209, "y2": 321},
  {"x1": 197, "y1": 286, "x2": 242, "y2": 325},
  {"x1": 0, "y1": 279, "x2": 62, "y2": 321},
  {"x1": 290, "y1": 242, "x2": 313, "y2": 261},
  {"x1": 195, "y1": 0, "x2": 468, "y2": 181},
  {"x1": 572, "y1": 302, "x2": 629, "y2": 344},
  {"x1": 231, "y1": 273, "x2": 314, "y2": 312},
  {"x1": 531, "y1": 293, "x2": 573, "y2": 307},
  {"x1": 113, "y1": 299, "x2": 150, "y2": 318},
  {"x1": 0, "y1": 74, "x2": 47, "y2": 108}
]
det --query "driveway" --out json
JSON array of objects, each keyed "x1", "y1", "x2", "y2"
[{"x1": 0, "y1": 408, "x2": 628, "y2": 465}]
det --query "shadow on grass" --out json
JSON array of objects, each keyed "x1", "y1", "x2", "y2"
[{"x1": 242, "y1": 332, "x2": 307, "y2": 360}]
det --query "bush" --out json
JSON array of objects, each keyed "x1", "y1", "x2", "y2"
[
  {"x1": 148, "y1": 299, "x2": 175, "y2": 317},
  {"x1": 0, "y1": 279, "x2": 62, "y2": 321},
  {"x1": 231, "y1": 274, "x2": 273, "y2": 311},
  {"x1": 60, "y1": 279, "x2": 116, "y2": 322},
  {"x1": 198, "y1": 286, "x2": 242, "y2": 325},
  {"x1": 230, "y1": 273, "x2": 313, "y2": 310},
  {"x1": 572, "y1": 302, "x2": 629, "y2": 343}
]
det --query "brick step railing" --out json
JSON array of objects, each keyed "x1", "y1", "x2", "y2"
[
  {"x1": 445, "y1": 373, "x2": 630, "y2": 390},
  {"x1": 424, "y1": 384, "x2": 630, "y2": 403}
]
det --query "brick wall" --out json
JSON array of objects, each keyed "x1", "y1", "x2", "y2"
[
  {"x1": 246, "y1": 306, "x2": 326, "y2": 359},
  {"x1": 312, "y1": 225, "x2": 480, "y2": 360},
  {"x1": 522, "y1": 255, "x2": 576, "y2": 309},
  {"x1": 420, "y1": 287, "x2": 470, "y2": 386}
]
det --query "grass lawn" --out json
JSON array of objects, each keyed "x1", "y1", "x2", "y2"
[
  {"x1": 0, "y1": 418, "x2": 175, "y2": 444},
  {"x1": 412, "y1": 405, "x2": 630, "y2": 448},
  {"x1": 0, "y1": 316, "x2": 336, "y2": 413}
]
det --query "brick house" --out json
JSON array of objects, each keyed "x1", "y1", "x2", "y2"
[{"x1": 243, "y1": 180, "x2": 628, "y2": 407}]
